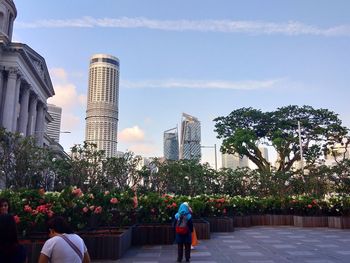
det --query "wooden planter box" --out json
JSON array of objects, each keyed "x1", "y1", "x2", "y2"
[
  {"x1": 193, "y1": 218, "x2": 210, "y2": 239},
  {"x1": 328, "y1": 216, "x2": 343, "y2": 229},
  {"x1": 233, "y1": 215, "x2": 252, "y2": 227},
  {"x1": 266, "y1": 214, "x2": 294, "y2": 226},
  {"x1": 328, "y1": 216, "x2": 350, "y2": 229},
  {"x1": 81, "y1": 227, "x2": 132, "y2": 260},
  {"x1": 205, "y1": 217, "x2": 234, "y2": 232},
  {"x1": 19, "y1": 239, "x2": 45, "y2": 263},
  {"x1": 342, "y1": 217, "x2": 350, "y2": 228},
  {"x1": 293, "y1": 216, "x2": 328, "y2": 227},
  {"x1": 251, "y1": 215, "x2": 268, "y2": 226},
  {"x1": 132, "y1": 224, "x2": 174, "y2": 245}
]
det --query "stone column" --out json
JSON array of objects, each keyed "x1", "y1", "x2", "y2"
[
  {"x1": 12, "y1": 75, "x2": 22, "y2": 131},
  {"x1": 27, "y1": 94, "x2": 38, "y2": 136},
  {"x1": 18, "y1": 85, "x2": 30, "y2": 136},
  {"x1": 2, "y1": 68, "x2": 18, "y2": 132},
  {"x1": 35, "y1": 101, "x2": 45, "y2": 146},
  {"x1": 0, "y1": 70, "x2": 4, "y2": 124}
]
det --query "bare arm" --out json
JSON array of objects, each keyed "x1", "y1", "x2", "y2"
[
  {"x1": 38, "y1": 253, "x2": 49, "y2": 263},
  {"x1": 83, "y1": 251, "x2": 91, "y2": 263}
]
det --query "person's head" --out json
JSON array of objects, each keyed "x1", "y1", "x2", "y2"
[
  {"x1": 47, "y1": 216, "x2": 73, "y2": 236},
  {"x1": 0, "y1": 214, "x2": 18, "y2": 247},
  {"x1": 0, "y1": 198, "x2": 9, "y2": 214},
  {"x1": 178, "y1": 202, "x2": 190, "y2": 215}
]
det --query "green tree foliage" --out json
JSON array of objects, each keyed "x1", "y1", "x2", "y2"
[
  {"x1": 0, "y1": 128, "x2": 55, "y2": 189},
  {"x1": 214, "y1": 105, "x2": 348, "y2": 172}
]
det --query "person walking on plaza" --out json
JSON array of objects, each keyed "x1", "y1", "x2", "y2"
[
  {"x1": 0, "y1": 214, "x2": 28, "y2": 263},
  {"x1": 183, "y1": 202, "x2": 198, "y2": 249},
  {"x1": 174, "y1": 202, "x2": 193, "y2": 262},
  {"x1": 38, "y1": 216, "x2": 91, "y2": 263}
]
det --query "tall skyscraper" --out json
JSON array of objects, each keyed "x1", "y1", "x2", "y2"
[
  {"x1": 85, "y1": 54, "x2": 120, "y2": 158},
  {"x1": 222, "y1": 153, "x2": 249, "y2": 169},
  {"x1": 179, "y1": 113, "x2": 201, "y2": 160},
  {"x1": 46, "y1": 104, "x2": 62, "y2": 142},
  {"x1": 163, "y1": 127, "x2": 179, "y2": 160}
]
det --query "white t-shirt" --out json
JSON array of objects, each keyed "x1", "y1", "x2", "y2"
[{"x1": 41, "y1": 233, "x2": 87, "y2": 263}]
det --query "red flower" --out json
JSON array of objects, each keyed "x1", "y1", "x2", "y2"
[
  {"x1": 13, "y1": 215, "x2": 20, "y2": 224},
  {"x1": 307, "y1": 204, "x2": 313, "y2": 208},
  {"x1": 24, "y1": 205, "x2": 32, "y2": 213},
  {"x1": 171, "y1": 202, "x2": 177, "y2": 208},
  {"x1": 312, "y1": 200, "x2": 317, "y2": 205},
  {"x1": 47, "y1": 210, "x2": 54, "y2": 218}
]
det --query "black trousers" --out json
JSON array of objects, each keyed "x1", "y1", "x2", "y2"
[{"x1": 177, "y1": 243, "x2": 191, "y2": 261}]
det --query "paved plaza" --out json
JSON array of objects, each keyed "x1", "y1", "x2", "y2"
[{"x1": 94, "y1": 226, "x2": 350, "y2": 263}]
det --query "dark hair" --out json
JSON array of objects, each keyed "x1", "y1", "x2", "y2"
[
  {"x1": 47, "y1": 216, "x2": 73, "y2": 234},
  {"x1": 0, "y1": 198, "x2": 10, "y2": 213},
  {"x1": 0, "y1": 214, "x2": 18, "y2": 252}
]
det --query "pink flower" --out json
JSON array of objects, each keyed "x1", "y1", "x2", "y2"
[
  {"x1": 72, "y1": 188, "x2": 83, "y2": 197},
  {"x1": 104, "y1": 191, "x2": 110, "y2": 196},
  {"x1": 47, "y1": 210, "x2": 54, "y2": 218},
  {"x1": 89, "y1": 205, "x2": 95, "y2": 211},
  {"x1": 31, "y1": 210, "x2": 38, "y2": 215},
  {"x1": 110, "y1": 197, "x2": 119, "y2": 204},
  {"x1": 24, "y1": 205, "x2": 32, "y2": 213},
  {"x1": 307, "y1": 204, "x2": 313, "y2": 208},
  {"x1": 13, "y1": 215, "x2": 20, "y2": 224},
  {"x1": 82, "y1": 207, "x2": 89, "y2": 213},
  {"x1": 171, "y1": 202, "x2": 177, "y2": 208},
  {"x1": 94, "y1": 206, "x2": 102, "y2": 214},
  {"x1": 133, "y1": 196, "x2": 138, "y2": 209}
]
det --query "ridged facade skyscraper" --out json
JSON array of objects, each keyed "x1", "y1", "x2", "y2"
[
  {"x1": 179, "y1": 113, "x2": 201, "y2": 160},
  {"x1": 163, "y1": 127, "x2": 179, "y2": 160},
  {"x1": 85, "y1": 54, "x2": 120, "y2": 157}
]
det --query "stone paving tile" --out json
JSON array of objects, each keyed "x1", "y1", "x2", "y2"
[{"x1": 93, "y1": 227, "x2": 350, "y2": 263}]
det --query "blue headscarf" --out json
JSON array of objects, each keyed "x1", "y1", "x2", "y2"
[{"x1": 175, "y1": 202, "x2": 192, "y2": 220}]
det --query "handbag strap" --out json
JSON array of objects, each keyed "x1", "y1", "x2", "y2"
[{"x1": 60, "y1": 234, "x2": 83, "y2": 261}]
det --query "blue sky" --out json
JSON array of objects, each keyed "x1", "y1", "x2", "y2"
[{"x1": 13, "y1": 0, "x2": 350, "y2": 167}]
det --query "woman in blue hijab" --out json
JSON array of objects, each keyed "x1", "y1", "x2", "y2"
[{"x1": 173, "y1": 202, "x2": 193, "y2": 262}]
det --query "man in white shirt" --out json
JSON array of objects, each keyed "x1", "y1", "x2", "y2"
[{"x1": 38, "y1": 216, "x2": 91, "y2": 263}]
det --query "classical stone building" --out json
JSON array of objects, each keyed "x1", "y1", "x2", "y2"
[{"x1": 0, "y1": 0, "x2": 54, "y2": 145}]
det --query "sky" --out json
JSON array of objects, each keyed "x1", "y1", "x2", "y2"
[{"x1": 12, "y1": 0, "x2": 350, "y2": 168}]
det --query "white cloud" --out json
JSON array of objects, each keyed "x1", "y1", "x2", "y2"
[
  {"x1": 16, "y1": 17, "x2": 350, "y2": 37},
  {"x1": 118, "y1": 126, "x2": 145, "y2": 142},
  {"x1": 48, "y1": 68, "x2": 86, "y2": 109},
  {"x1": 121, "y1": 78, "x2": 283, "y2": 90},
  {"x1": 128, "y1": 143, "x2": 158, "y2": 156}
]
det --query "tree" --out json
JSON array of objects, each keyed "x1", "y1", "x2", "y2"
[{"x1": 214, "y1": 105, "x2": 348, "y2": 172}]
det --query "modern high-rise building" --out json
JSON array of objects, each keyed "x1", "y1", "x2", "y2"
[
  {"x1": 179, "y1": 113, "x2": 201, "y2": 160},
  {"x1": 85, "y1": 54, "x2": 120, "y2": 158},
  {"x1": 46, "y1": 104, "x2": 62, "y2": 142},
  {"x1": 163, "y1": 127, "x2": 179, "y2": 161},
  {"x1": 222, "y1": 153, "x2": 249, "y2": 169}
]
